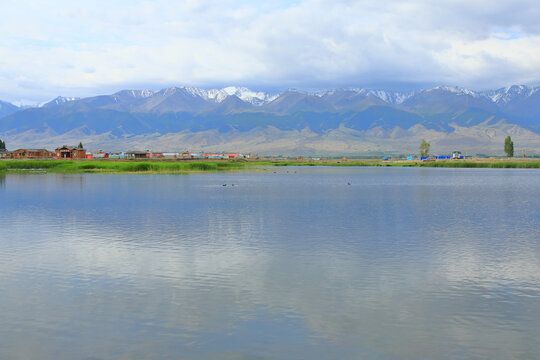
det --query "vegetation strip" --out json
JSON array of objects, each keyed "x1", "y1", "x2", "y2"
[
  {"x1": 0, "y1": 160, "x2": 245, "y2": 173},
  {"x1": 248, "y1": 160, "x2": 540, "y2": 169},
  {"x1": 2, "y1": 159, "x2": 540, "y2": 174}
]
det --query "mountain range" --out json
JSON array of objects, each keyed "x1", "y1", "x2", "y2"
[{"x1": 1, "y1": 85, "x2": 539, "y2": 155}]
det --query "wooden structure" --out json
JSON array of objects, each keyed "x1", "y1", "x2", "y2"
[
  {"x1": 55, "y1": 145, "x2": 86, "y2": 159},
  {"x1": 10, "y1": 149, "x2": 53, "y2": 158},
  {"x1": 126, "y1": 150, "x2": 148, "y2": 159}
]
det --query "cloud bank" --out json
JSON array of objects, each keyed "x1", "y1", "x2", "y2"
[{"x1": 1, "y1": 0, "x2": 540, "y2": 103}]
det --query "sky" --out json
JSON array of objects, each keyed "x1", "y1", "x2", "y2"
[{"x1": 1, "y1": 0, "x2": 540, "y2": 104}]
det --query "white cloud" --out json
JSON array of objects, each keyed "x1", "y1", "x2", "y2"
[{"x1": 1, "y1": 0, "x2": 539, "y2": 103}]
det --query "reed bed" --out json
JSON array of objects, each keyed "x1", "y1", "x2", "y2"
[
  {"x1": 248, "y1": 159, "x2": 540, "y2": 168},
  {"x1": 2, "y1": 158, "x2": 540, "y2": 174},
  {"x1": 0, "y1": 160, "x2": 245, "y2": 173},
  {"x1": 418, "y1": 160, "x2": 540, "y2": 168}
]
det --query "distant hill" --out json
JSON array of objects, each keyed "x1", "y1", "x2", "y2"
[
  {"x1": 1, "y1": 85, "x2": 539, "y2": 155},
  {"x1": 0, "y1": 100, "x2": 20, "y2": 118}
]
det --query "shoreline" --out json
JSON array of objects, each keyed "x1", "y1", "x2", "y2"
[
  {"x1": 0, "y1": 160, "x2": 245, "y2": 174},
  {"x1": 1, "y1": 158, "x2": 540, "y2": 174},
  {"x1": 254, "y1": 158, "x2": 540, "y2": 169}
]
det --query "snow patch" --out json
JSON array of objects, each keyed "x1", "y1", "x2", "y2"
[
  {"x1": 429, "y1": 86, "x2": 480, "y2": 97},
  {"x1": 366, "y1": 90, "x2": 415, "y2": 104},
  {"x1": 177, "y1": 86, "x2": 278, "y2": 105},
  {"x1": 483, "y1": 85, "x2": 537, "y2": 104},
  {"x1": 311, "y1": 88, "x2": 414, "y2": 104},
  {"x1": 39, "y1": 96, "x2": 80, "y2": 107}
]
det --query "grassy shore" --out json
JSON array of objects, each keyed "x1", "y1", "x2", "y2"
[
  {"x1": 0, "y1": 160, "x2": 245, "y2": 174},
  {"x1": 249, "y1": 158, "x2": 540, "y2": 169},
  {"x1": 412, "y1": 160, "x2": 540, "y2": 168},
  {"x1": 1, "y1": 158, "x2": 540, "y2": 174}
]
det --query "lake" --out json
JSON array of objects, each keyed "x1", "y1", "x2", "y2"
[{"x1": 1, "y1": 167, "x2": 539, "y2": 359}]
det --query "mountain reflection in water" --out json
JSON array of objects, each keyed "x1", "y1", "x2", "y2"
[{"x1": 0, "y1": 168, "x2": 539, "y2": 360}]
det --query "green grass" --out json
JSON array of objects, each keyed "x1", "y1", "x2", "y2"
[
  {"x1": 248, "y1": 159, "x2": 540, "y2": 169},
  {"x1": 0, "y1": 160, "x2": 245, "y2": 174},
  {"x1": 250, "y1": 161, "x2": 378, "y2": 167},
  {"x1": 2, "y1": 158, "x2": 540, "y2": 174},
  {"x1": 418, "y1": 160, "x2": 540, "y2": 168}
]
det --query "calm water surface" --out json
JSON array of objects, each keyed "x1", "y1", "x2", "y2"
[{"x1": 0, "y1": 167, "x2": 539, "y2": 359}]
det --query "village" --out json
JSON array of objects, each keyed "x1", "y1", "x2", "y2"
[{"x1": 0, "y1": 145, "x2": 255, "y2": 160}]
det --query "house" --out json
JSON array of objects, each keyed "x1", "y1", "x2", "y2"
[
  {"x1": 181, "y1": 152, "x2": 196, "y2": 158},
  {"x1": 162, "y1": 152, "x2": 180, "y2": 159},
  {"x1": 107, "y1": 152, "x2": 125, "y2": 159},
  {"x1": 203, "y1": 153, "x2": 225, "y2": 159},
  {"x1": 126, "y1": 150, "x2": 148, "y2": 159},
  {"x1": 452, "y1": 151, "x2": 463, "y2": 160},
  {"x1": 148, "y1": 152, "x2": 164, "y2": 158},
  {"x1": 0, "y1": 150, "x2": 8, "y2": 158},
  {"x1": 10, "y1": 149, "x2": 53, "y2": 158},
  {"x1": 55, "y1": 145, "x2": 86, "y2": 159},
  {"x1": 91, "y1": 152, "x2": 107, "y2": 159}
]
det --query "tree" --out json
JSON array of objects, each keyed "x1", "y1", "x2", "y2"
[
  {"x1": 504, "y1": 136, "x2": 514, "y2": 157},
  {"x1": 78, "y1": 142, "x2": 84, "y2": 149},
  {"x1": 0, "y1": 138, "x2": 5, "y2": 150},
  {"x1": 420, "y1": 139, "x2": 430, "y2": 157}
]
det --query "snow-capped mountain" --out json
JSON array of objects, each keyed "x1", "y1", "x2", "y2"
[
  {"x1": 483, "y1": 85, "x2": 540, "y2": 105},
  {"x1": 361, "y1": 89, "x2": 416, "y2": 104},
  {"x1": 6, "y1": 85, "x2": 540, "y2": 116},
  {"x1": 41, "y1": 96, "x2": 80, "y2": 108},
  {"x1": 315, "y1": 88, "x2": 415, "y2": 105},
  {"x1": 113, "y1": 90, "x2": 157, "y2": 100},
  {"x1": 154, "y1": 84, "x2": 540, "y2": 108},
  {"x1": 184, "y1": 86, "x2": 278, "y2": 105},
  {"x1": 426, "y1": 85, "x2": 481, "y2": 97},
  {"x1": 2, "y1": 84, "x2": 540, "y2": 155}
]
